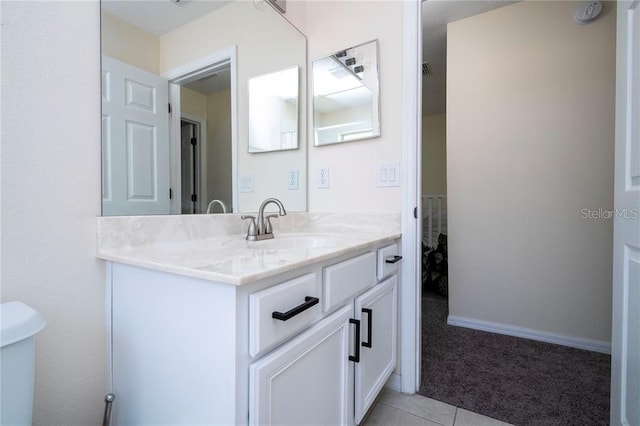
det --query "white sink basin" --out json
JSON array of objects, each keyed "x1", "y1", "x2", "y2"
[{"x1": 223, "y1": 233, "x2": 343, "y2": 250}]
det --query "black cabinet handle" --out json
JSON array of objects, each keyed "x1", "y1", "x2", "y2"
[
  {"x1": 272, "y1": 296, "x2": 319, "y2": 321},
  {"x1": 362, "y1": 308, "x2": 372, "y2": 348},
  {"x1": 349, "y1": 319, "x2": 361, "y2": 363},
  {"x1": 385, "y1": 255, "x2": 403, "y2": 264}
]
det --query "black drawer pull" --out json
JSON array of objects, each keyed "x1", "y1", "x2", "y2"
[
  {"x1": 349, "y1": 318, "x2": 361, "y2": 363},
  {"x1": 272, "y1": 296, "x2": 319, "y2": 321},
  {"x1": 385, "y1": 255, "x2": 403, "y2": 264},
  {"x1": 362, "y1": 308, "x2": 372, "y2": 348}
]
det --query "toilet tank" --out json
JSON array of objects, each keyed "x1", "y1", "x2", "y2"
[{"x1": 1, "y1": 302, "x2": 46, "y2": 426}]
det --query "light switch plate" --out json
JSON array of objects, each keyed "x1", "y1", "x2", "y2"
[
  {"x1": 239, "y1": 175, "x2": 254, "y2": 192},
  {"x1": 376, "y1": 163, "x2": 400, "y2": 187}
]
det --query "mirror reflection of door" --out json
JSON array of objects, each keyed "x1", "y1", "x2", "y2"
[
  {"x1": 179, "y1": 66, "x2": 232, "y2": 214},
  {"x1": 101, "y1": 55, "x2": 171, "y2": 216}
]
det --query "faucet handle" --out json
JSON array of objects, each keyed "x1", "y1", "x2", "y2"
[
  {"x1": 264, "y1": 214, "x2": 279, "y2": 234},
  {"x1": 241, "y1": 215, "x2": 258, "y2": 239}
]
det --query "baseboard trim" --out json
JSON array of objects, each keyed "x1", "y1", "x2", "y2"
[
  {"x1": 447, "y1": 315, "x2": 611, "y2": 354},
  {"x1": 384, "y1": 373, "x2": 402, "y2": 392}
]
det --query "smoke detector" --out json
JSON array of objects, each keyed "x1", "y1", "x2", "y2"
[
  {"x1": 170, "y1": 0, "x2": 190, "y2": 5},
  {"x1": 574, "y1": 1, "x2": 602, "y2": 24}
]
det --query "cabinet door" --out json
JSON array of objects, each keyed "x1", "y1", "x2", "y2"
[
  {"x1": 249, "y1": 305, "x2": 353, "y2": 426},
  {"x1": 353, "y1": 275, "x2": 398, "y2": 424}
]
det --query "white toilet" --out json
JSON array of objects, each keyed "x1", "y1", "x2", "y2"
[{"x1": 1, "y1": 301, "x2": 46, "y2": 425}]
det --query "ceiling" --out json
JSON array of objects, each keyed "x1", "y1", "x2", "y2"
[
  {"x1": 182, "y1": 67, "x2": 232, "y2": 95},
  {"x1": 101, "y1": 0, "x2": 232, "y2": 36},
  {"x1": 422, "y1": 0, "x2": 519, "y2": 115}
]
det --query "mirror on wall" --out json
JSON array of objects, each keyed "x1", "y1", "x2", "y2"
[
  {"x1": 248, "y1": 66, "x2": 299, "y2": 153},
  {"x1": 100, "y1": 0, "x2": 307, "y2": 216},
  {"x1": 312, "y1": 40, "x2": 380, "y2": 146}
]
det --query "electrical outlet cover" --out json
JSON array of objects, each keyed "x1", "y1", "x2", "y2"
[
  {"x1": 288, "y1": 169, "x2": 299, "y2": 190},
  {"x1": 317, "y1": 167, "x2": 330, "y2": 188}
]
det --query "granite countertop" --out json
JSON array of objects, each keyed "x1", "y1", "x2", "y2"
[{"x1": 96, "y1": 212, "x2": 401, "y2": 285}]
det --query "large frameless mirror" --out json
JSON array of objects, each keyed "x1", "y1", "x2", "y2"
[
  {"x1": 312, "y1": 40, "x2": 380, "y2": 146},
  {"x1": 100, "y1": 0, "x2": 307, "y2": 216},
  {"x1": 248, "y1": 66, "x2": 299, "y2": 153}
]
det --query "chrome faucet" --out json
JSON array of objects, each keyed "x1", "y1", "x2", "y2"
[
  {"x1": 241, "y1": 198, "x2": 287, "y2": 241},
  {"x1": 206, "y1": 199, "x2": 227, "y2": 214}
]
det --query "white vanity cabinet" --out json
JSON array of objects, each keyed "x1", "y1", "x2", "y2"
[
  {"x1": 107, "y1": 241, "x2": 400, "y2": 426},
  {"x1": 248, "y1": 245, "x2": 399, "y2": 426}
]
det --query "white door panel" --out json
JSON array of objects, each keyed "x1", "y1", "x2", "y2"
[
  {"x1": 102, "y1": 55, "x2": 170, "y2": 216},
  {"x1": 354, "y1": 276, "x2": 398, "y2": 424},
  {"x1": 611, "y1": 2, "x2": 640, "y2": 425},
  {"x1": 249, "y1": 305, "x2": 353, "y2": 426}
]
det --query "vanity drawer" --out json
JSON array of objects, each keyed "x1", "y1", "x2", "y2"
[
  {"x1": 249, "y1": 272, "x2": 321, "y2": 357},
  {"x1": 377, "y1": 243, "x2": 402, "y2": 280},
  {"x1": 323, "y1": 252, "x2": 376, "y2": 312}
]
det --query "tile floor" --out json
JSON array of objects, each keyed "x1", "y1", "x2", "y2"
[{"x1": 363, "y1": 389, "x2": 513, "y2": 426}]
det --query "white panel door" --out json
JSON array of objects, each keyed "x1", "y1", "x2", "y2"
[
  {"x1": 353, "y1": 276, "x2": 398, "y2": 424},
  {"x1": 102, "y1": 55, "x2": 170, "y2": 215},
  {"x1": 249, "y1": 305, "x2": 353, "y2": 426},
  {"x1": 611, "y1": 2, "x2": 640, "y2": 425}
]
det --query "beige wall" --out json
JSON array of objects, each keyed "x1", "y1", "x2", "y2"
[
  {"x1": 180, "y1": 86, "x2": 233, "y2": 212},
  {"x1": 180, "y1": 86, "x2": 208, "y2": 119},
  {"x1": 101, "y1": 10, "x2": 159, "y2": 74},
  {"x1": 160, "y1": 1, "x2": 307, "y2": 212},
  {"x1": 281, "y1": 0, "x2": 307, "y2": 35},
  {"x1": 207, "y1": 89, "x2": 233, "y2": 211},
  {"x1": 306, "y1": 1, "x2": 403, "y2": 212},
  {"x1": 447, "y1": 1, "x2": 615, "y2": 344},
  {"x1": 422, "y1": 114, "x2": 447, "y2": 195},
  {"x1": 1, "y1": 1, "x2": 106, "y2": 424}
]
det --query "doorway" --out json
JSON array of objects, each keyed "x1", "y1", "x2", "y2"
[
  {"x1": 164, "y1": 48, "x2": 237, "y2": 215},
  {"x1": 418, "y1": 1, "x2": 615, "y2": 424}
]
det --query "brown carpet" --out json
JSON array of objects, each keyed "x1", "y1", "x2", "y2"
[{"x1": 418, "y1": 291, "x2": 611, "y2": 426}]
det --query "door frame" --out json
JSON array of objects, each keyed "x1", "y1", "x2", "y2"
[
  {"x1": 409, "y1": 1, "x2": 634, "y2": 418},
  {"x1": 400, "y1": 0, "x2": 422, "y2": 394},
  {"x1": 180, "y1": 115, "x2": 207, "y2": 213},
  {"x1": 610, "y1": 1, "x2": 639, "y2": 424},
  {"x1": 163, "y1": 46, "x2": 238, "y2": 215}
]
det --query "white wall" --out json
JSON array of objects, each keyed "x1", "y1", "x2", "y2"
[
  {"x1": 1, "y1": 1, "x2": 106, "y2": 424},
  {"x1": 305, "y1": 1, "x2": 403, "y2": 212},
  {"x1": 447, "y1": 1, "x2": 615, "y2": 345}
]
